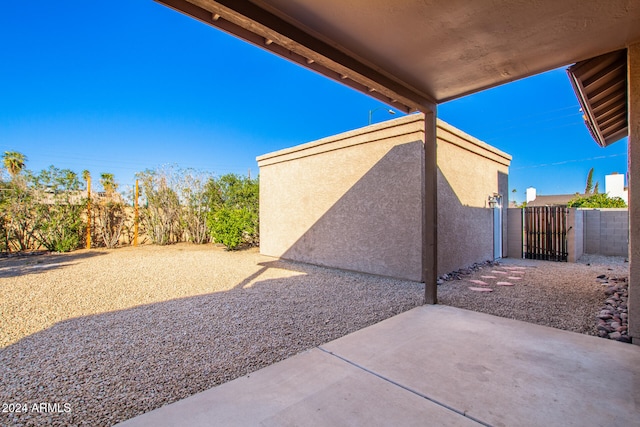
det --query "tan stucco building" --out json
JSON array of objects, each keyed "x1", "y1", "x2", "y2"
[{"x1": 258, "y1": 114, "x2": 510, "y2": 281}]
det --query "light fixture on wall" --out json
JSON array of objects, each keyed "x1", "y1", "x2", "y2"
[
  {"x1": 488, "y1": 193, "x2": 502, "y2": 208},
  {"x1": 368, "y1": 107, "x2": 395, "y2": 125}
]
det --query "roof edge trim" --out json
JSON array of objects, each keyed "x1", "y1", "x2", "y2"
[{"x1": 155, "y1": 0, "x2": 436, "y2": 113}]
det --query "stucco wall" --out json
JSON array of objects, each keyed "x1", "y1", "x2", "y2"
[
  {"x1": 506, "y1": 208, "x2": 523, "y2": 259},
  {"x1": 257, "y1": 114, "x2": 511, "y2": 280},
  {"x1": 258, "y1": 116, "x2": 425, "y2": 281},
  {"x1": 436, "y1": 121, "x2": 511, "y2": 273}
]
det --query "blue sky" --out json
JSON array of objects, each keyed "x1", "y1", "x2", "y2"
[{"x1": 1, "y1": 1, "x2": 629, "y2": 203}]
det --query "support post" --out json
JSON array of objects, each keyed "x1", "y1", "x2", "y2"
[
  {"x1": 86, "y1": 175, "x2": 91, "y2": 249},
  {"x1": 628, "y1": 42, "x2": 640, "y2": 343},
  {"x1": 423, "y1": 109, "x2": 438, "y2": 304},
  {"x1": 134, "y1": 179, "x2": 139, "y2": 247}
]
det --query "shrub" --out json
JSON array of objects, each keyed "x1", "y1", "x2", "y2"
[
  {"x1": 93, "y1": 173, "x2": 128, "y2": 248},
  {"x1": 208, "y1": 207, "x2": 256, "y2": 250},
  {"x1": 34, "y1": 205, "x2": 83, "y2": 252},
  {"x1": 179, "y1": 170, "x2": 217, "y2": 244},
  {"x1": 31, "y1": 166, "x2": 85, "y2": 252},
  {"x1": 137, "y1": 167, "x2": 182, "y2": 245},
  {"x1": 1, "y1": 177, "x2": 39, "y2": 251},
  {"x1": 95, "y1": 200, "x2": 126, "y2": 248},
  {"x1": 206, "y1": 173, "x2": 259, "y2": 250},
  {"x1": 567, "y1": 193, "x2": 627, "y2": 208}
]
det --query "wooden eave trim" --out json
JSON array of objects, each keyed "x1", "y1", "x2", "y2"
[
  {"x1": 155, "y1": 0, "x2": 436, "y2": 114},
  {"x1": 567, "y1": 50, "x2": 628, "y2": 147},
  {"x1": 568, "y1": 67, "x2": 606, "y2": 147}
]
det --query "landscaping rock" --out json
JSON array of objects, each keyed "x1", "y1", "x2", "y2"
[
  {"x1": 594, "y1": 276, "x2": 630, "y2": 344},
  {"x1": 608, "y1": 331, "x2": 622, "y2": 340},
  {"x1": 468, "y1": 287, "x2": 493, "y2": 292},
  {"x1": 496, "y1": 281, "x2": 514, "y2": 286},
  {"x1": 597, "y1": 324, "x2": 612, "y2": 333},
  {"x1": 437, "y1": 255, "x2": 630, "y2": 345}
]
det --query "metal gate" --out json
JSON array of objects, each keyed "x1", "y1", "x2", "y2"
[{"x1": 523, "y1": 206, "x2": 568, "y2": 261}]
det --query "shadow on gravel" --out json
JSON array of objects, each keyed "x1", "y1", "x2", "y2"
[
  {"x1": 0, "y1": 250, "x2": 108, "y2": 279},
  {"x1": 0, "y1": 259, "x2": 423, "y2": 427},
  {"x1": 232, "y1": 259, "x2": 316, "y2": 290}
]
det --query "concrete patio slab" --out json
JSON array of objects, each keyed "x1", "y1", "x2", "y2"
[
  {"x1": 117, "y1": 305, "x2": 640, "y2": 427},
  {"x1": 117, "y1": 347, "x2": 478, "y2": 427},
  {"x1": 322, "y1": 305, "x2": 640, "y2": 427}
]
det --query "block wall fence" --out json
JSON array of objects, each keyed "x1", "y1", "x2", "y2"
[{"x1": 506, "y1": 208, "x2": 629, "y2": 260}]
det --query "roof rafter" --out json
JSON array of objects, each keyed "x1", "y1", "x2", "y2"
[{"x1": 568, "y1": 50, "x2": 628, "y2": 147}]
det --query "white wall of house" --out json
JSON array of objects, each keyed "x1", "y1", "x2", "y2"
[{"x1": 605, "y1": 173, "x2": 628, "y2": 203}]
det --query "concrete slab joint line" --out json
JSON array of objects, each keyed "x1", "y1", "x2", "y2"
[{"x1": 316, "y1": 346, "x2": 492, "y2": 427}]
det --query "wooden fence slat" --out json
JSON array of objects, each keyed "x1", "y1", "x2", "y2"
[{"x1": 523, "y1": 206, "x2": 568, "y2": 262}]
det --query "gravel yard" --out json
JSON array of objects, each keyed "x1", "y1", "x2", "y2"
[
  {"x1": 0, "y1": 245, "x2": 628, "y2": 426},
  {"x1": 437, "y1": 254, "x2": 629, "y2": 336},
  {"x1": 0, "y1": 244, "x2": 423, "y2": 426}
]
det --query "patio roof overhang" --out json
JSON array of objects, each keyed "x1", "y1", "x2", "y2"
[
  {"x1": 154, "y1": 0, "x2": 640, "y2": 332},
  {"x1": 568, "y1": 50, "x2": 628, "y2": 148},
  {"x1": 156, "y1": 0, "x2": 640, "y2": 114}
]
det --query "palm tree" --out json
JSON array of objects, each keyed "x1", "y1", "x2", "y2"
[
  {"x1": 83, "y1": 170, "x2": 92, "y2": 249},
  {"x1": 100, "y1": 173, "x2": 117, "y2": 196},
  {"x1": 584, "y1": 167, "x2": 600, "y2": 195},
  {"x1": 3, "y1": 151, "x2": 27, "y2": 178},
  {"x1": 584, "y1": 168, "x2": 594, "y2": 194}
]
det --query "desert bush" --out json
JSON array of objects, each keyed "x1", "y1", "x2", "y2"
[
  {"x1": 1, "y1": 176, "x2": 39, "y2": 251},
  {"x1": 207, "y1": 173, "x2": 259, "y2": 250},
  {"x1": 207, "y1": 207, "x2": 256, "y2": 250},
  {"x1": 137, "y1": 166, "x2": 182, "y2": 245},
  {"x1": 34, "y1": 206, "x2": 84, "y2": 252},
  {"x1": 1, "y1": 153, "x2": 87, "y2": 252},
  {"x1": 93, "y1": 173, "x2": 127, "y2": 248},
  {"x1": 95, "y1": 200, "x2": 127, "y2": 248},
  {"x1": 178, "y1": 169, "x2": 217, "y2": 244},
  {"x1": 31, "y1": 166, "x2": 85, "y2": 252}
]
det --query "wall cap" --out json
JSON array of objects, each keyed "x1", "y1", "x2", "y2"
[{"x1": 257, "y1": 114, "x2": 512, "y2": 168}]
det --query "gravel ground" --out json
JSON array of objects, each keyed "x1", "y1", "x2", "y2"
[
  {"x1": 0, "y1": 246, "x2": 628, "y2": 426},
  {"x1": 0, "y1": 244, "x2": 423, "y2": 426},
  {"x1": 438, "y1": 254, "x2": 629, "y2": 335}
]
